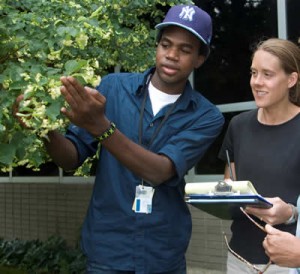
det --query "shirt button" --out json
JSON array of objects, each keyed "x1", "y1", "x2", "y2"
[{"x1": 150, "y1": 123, "x2": 154, "y2": 127}]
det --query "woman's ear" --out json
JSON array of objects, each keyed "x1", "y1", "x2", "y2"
[{"x1": 288, "y1": 72, "x2": 298, "y2": 88}]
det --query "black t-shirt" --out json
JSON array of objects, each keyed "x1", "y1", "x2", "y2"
[{"x1": 219, "y1": 109, "x2": 300, "y2": 264}]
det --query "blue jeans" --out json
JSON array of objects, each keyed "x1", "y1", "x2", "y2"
[{"x1": 85, "y1": 261, "x2": 186, "y2": 274}]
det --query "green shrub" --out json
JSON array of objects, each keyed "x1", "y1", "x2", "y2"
[
  {"x1": 0, "y1": 236, "x2": 86, "y2": 274},
  {"x1": 0, "y1": 0, "x2": 190, "y2": 174},
  {"x1": 0, "y1": 265, "x2": 27, "y2": 274}
]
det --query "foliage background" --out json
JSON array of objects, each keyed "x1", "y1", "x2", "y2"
[
  {"x1": 0, "y1": 0, "x2": 191, "y2": 173},
  {"x1": 0, "y1": 236, "x2": 86, "y2": 273}
]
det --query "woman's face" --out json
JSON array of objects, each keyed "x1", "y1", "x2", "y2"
[{"x1": 250, "y1": 49, "x2": 293, "y2": 109}]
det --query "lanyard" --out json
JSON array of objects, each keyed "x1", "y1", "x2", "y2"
[{"x1": 138, "y1": 81, "x2": 180, "y2": 148}]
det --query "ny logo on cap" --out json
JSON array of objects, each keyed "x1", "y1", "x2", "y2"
[{"x1": 179, "y1": 6, "x2": 195, "y2": 21}]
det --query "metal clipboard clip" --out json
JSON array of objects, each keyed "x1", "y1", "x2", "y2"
[{"x1": 211, "y1": 180, "x2": 235, "y2": 195}]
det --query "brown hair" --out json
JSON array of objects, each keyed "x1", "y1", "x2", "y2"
[{"x1": 253, "y1": 38, "x2": 300, "y2": 106}]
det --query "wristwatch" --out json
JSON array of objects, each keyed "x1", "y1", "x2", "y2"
[{"x1": 285, "y1": 203, "x2": 298, "y2": 225}]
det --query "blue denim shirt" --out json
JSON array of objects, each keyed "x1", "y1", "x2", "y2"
[{"x1": 65, "y1": 68, "x2": 224, "y2": 274}]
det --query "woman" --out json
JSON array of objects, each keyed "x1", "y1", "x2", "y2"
[
  {"x1": 263, "y1": 223, "x2": 300, "y2": 269},
  {"x1": 218, "y1": 38, "x2": 300, "y2": 273}
]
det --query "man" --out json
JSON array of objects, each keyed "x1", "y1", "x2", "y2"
[{"x1": 18, "y1": 4, "x2": 224, "y2": 274}]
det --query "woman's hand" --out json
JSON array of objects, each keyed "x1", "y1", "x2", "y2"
[
  {"x1": 263, "y1": 224, "x2": 300, "y2": 267},
  {"x1": 245, "y1": 197, "x2": 292, "y2": 225}
]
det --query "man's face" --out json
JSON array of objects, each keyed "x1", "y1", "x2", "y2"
[{"x1": 152, "y1": 26, "x2": 204, "y2": 94}]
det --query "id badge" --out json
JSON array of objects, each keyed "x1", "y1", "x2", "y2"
[{"x1": 132, "y1": 185, "x2": 155, "y2": 214}]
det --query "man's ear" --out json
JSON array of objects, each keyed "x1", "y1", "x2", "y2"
[
  {"x1": 194, "y1": 55, "x2": 205, "y2": 69},
  {"x1": 288, "y1": 72, "x2": 298, "y2": 88}
]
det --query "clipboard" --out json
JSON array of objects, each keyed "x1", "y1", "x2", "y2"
[
  {"x1": 186, "y1": 194, "x2": 272, "y2": 208},
  {"x1": 185, "y1": 180, "x2": 273, "y2": 219}
]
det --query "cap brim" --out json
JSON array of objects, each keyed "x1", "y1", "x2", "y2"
[
  {"x1": 155, "y1": 22, "x2": 210, "y2": 58},
  {"x1": 155, "y1": 22, "x2": 208, "y2": 46}
]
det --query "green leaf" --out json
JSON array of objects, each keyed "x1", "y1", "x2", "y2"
[
  {"x1": 64, "y1": 60, "x2": 88, "y2": 75},
  {"x1": 0, "y1": 144, "x2": 16, "y2": 165},
  {"x1": 45, "y1": 100, "x2": 63, "y2": 121}
]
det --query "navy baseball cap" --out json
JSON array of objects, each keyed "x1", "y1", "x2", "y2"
[{"x1": 155, "y1": 5, "x2": 212, "y2": 58}]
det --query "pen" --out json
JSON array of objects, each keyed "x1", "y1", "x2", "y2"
[{"x1": 226, "y1": 149, "x2": 234, "y2": 181}]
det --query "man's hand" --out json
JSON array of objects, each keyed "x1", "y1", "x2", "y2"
[
  {"x1": 13, "y1": 94, "x2": 32, "y2": 129},
  {"x1": 60, "y1": 76, "x2": 110, "y2": 136},
  {"x1": 263, "y1": 224, "x2": 300, "y2": 267}
]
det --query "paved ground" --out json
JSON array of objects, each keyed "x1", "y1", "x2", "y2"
[{"x1": 187, "y1": 267, "x2": 224, "y2": 274}]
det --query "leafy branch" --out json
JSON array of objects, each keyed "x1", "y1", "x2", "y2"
[{"x1": 0, "y1": 0, "x2": 192, "y2": 174}]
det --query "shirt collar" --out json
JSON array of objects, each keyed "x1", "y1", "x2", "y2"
[
  {"x1": 135, "y1": 67, "x2": 198, "y2": 110},
  {"x1": 136, "y1": 68, "x2": 155, "y2": 96}
]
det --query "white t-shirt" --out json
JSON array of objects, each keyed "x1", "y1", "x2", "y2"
[{"x1": 149, "y1": 81, "x2": 181, "y2": 116}]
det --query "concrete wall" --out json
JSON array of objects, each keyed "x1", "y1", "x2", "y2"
[
  {"x1": 0, "y1": 182, "x2": 92, "y2": 246},
  {"x1": 0, "y1": 182, "x2": 231, "y2": 273},
  {"x1": 186, "y1": 205, "x2": 231, "y2": 273}
]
